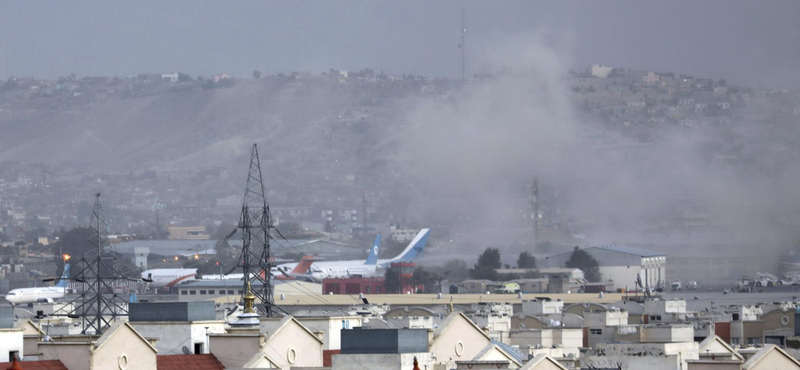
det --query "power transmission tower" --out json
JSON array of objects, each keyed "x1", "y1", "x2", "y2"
[
  {"x1": 458, "y1": 6, "x2": 467, "y2": 81},
  {"x1": 65, "y1": 193, "x2": 139, "y2": 334},
  {"x1": 234, "y1": 144, "x2": 275, "y2": 317}
]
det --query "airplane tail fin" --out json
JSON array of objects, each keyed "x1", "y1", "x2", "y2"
[
  {"x1": 391, "y1": 229, "x2": 430, "y2": 263},
  {"x1": 56, "y1": 264, "x2": 70, "y2": 288},
  {"x1": 364, "y1": 234, "x2": 380, "y2": 265},
  {"x1": 291, "y1": 255, "x2": 316, "y2": 274}
]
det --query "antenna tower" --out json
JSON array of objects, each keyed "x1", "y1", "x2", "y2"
[
  {"x1": 234, "y1": 144, "x2": 275, "y2": 317},
  {"x1": 458, "y1": 6, "x2": 467, "y2": 81},
  {"x1": 65, "y1": 193, "x2": 139, "y2": 334}
]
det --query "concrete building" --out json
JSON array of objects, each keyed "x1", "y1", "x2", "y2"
[
  {"x1": 741, "y1": 344, "x2": 800, "y2": 369},
  {"x1": 0, "y1": 327, "x2": 24, "y2": 362},
  {"x1": 39, "y1": 321, "x2": 158, "y2": 370},
  {"x1": 519, "y1": 354, "x2": 569, "y2": 370},
  {"x1": 591, "y1": 65, "x2": 614, "y2": 78},
  {"x1": 209, "y1": 316, "x2": 323, "y2": 369},
  {"x1": 508, "y1": 328, "x2": 582, "y2": 358},
  {"x1": 333, "y1": 328, "x2": 432, "y2": 370},
  {"x1": 429, "y1": 312, "x2": 493, "y2": 369},
  {"x1": 521, "y1": 299, "x2": 564, "y2": 316},
  {"x1": 128, "y1": 301, "x2": 226, "y2": 355},
  {"x1": 583, "y1": 342, "x2": 699, "y2": 370},
  {"x1": 167, "y1": 226, "x2": 209, "y2": 240},
  {"x1": 543, "y1": 245, "x2": 667, "y2": 290},
  {"x1": 15, "y1": 319, "x2": 45, "y2": 360}
]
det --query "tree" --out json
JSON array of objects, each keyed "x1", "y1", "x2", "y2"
[
  {"x1": 517, "y1": 251, "x2": 537, "y2": 269},
  {"x1": 252, "y1": 70, "x2": 262, "y2": 79},
  {"x1": 410, "y1": 267, "x2": 441, "y2": 293},
  {"x1": 384, "y1": 266, "x2": 402, "y2": 293},
  {"x1": 565, "y1": 247, "x2": 602, "y2": 282},
  {"x1": 469, "y1": 247, "x2": 501, "y2": 280}
]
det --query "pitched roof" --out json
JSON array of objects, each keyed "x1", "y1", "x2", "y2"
[
  {"x1": 261, "y1": 316, "x2": 323, "y2": 344},
  {"x1": 590, "y1": 245, "x2": 665, "y2": 257},
  {"x1": 93, "y1": 321, "x2": 157, "y2": 354},
  {"x1": 0, "y1": 360, "x2": 68, "y2": 370},
  {"x1": 157, "y1": 354, "x2": 225, "y2": 370},
  {"x1": 520, "y1": 354, "x2": 568, "y2": 370},
  {"x1": 472, "y1": 341, "x2": 524, "y2": 367},
  {"x1": 698, "y1": 335, "x2": 744, "y2": 361},
  {"x1": 433, "y1": 312, "x2": 491, "y2": 342},
  {"x1": 742, "y1": 344, "x2": 800, "y2": 369}
]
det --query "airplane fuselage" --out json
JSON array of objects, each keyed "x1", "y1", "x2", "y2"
[{"x1": 5, "y1": 287, "x2": 65, "y2": 304}]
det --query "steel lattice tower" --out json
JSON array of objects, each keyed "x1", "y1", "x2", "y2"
[
  {"x1": 67, "y1": 193, "x2": 138, "y2": 334},
  {"x1": 235, "y1": 144, "x2": 275, "y2": 317}
]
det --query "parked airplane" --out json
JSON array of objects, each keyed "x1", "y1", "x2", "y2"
[
  {"x1": 5, "y1": 264, "x2": 70, "y2": 304},
  {"x1": 203, "y1": 255, "x2": 318, "y2": 281},
  {"x1": 273, "y1": 229, "x2": 430, "y2": 283},
  {"x1": 140, "y1": 268, "x2": 198, "y2": 289}
]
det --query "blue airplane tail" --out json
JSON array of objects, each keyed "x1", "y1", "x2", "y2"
[
  {"x1": 364, "y1": 234, "x2": 380, "y2": 265},
  {"x1": 56, "y1": 264, "x2": 70, "y2": 288},
  {"x1": 392, "y1": 229, "x2": 430, "y2": 262}
]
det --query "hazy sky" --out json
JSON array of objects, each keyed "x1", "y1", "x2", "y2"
[{"x1": 1, "y1": 0, "x2": 799, "y2": 88}]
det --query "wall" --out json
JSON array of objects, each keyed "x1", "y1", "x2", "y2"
[
  {"x1": 687, "y1": 361, "x2": 742, "y2": 370},
  {"x1": 297, "y1": 317, "x2": 362, "y2": 351},
  {"x1": 91, "y1": 325, "x2": 157, "y2": 370},
  {"x1": 429, "y1": 317, "x2": 491, "y2": 365},
  {"x1": 130, "y1": 321, "x2": 225, "y2": 355},
  {"x1": 39, "y1": 343, "x2": 92, "y2": 370},
  {"x1": 129, "y1": 302, "x2": 215, "y2": 322},
  {"x1": 262, "y1": 319, "x2": 323, "y2": 369},
  {"x1": 0, "y1": 329, "x2": 24, "y2": 362},
  {"x1": 210, "y1": 335, "x2": 262, "y2": 369},
  {"x1": 332, "y1": 352, "x2": 433, "y2": 370}
]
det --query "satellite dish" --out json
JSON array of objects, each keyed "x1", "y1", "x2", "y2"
[
  {"x1": 636, "y1": 273, "x2": 643, "y2": 289},
  {"x1": 182, "y1": 346, "x2": 191, "y2": 355}
]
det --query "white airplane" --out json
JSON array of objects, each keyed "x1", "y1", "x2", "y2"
[
  {"x1": 272, "y1": 229, "x2": 430, "y2": 283},
  {"x1": 5, "y1": 264, "x2": 70, "y2": 304},
  {"x1": 140, "y1": 268, "x2": 198, "y2": 289}
]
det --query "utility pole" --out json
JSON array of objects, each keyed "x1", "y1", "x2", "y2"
[
  {"x1": 531, "y1": 178, "x2": 539, "y2": 251},
  {"x1": 362, "y1": 190, "x2": 368, "y2": 227},
  {"x1": 5, "y1": 42, "x2": 9, "y2": 81},
  {"x1": 458, "y1": 6, "x2": 467, "y2": 81},
  {"x1": 234, "y1": 144, "x2": 275, "y2": 316}
]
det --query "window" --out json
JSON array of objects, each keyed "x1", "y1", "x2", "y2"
[
  {"x1": 228, "y1": 290, "x2": 234, "y2": 295},
  {"x1": 207, "y1": 290, "x2": 214, "y2": 295},
  {"x1": 590, "y1": 329, "x2": 602, "y2": 335},
  {"x1": 238, "y1": 290, "x2": 244, "y2": 294},
  {"x1": 747, "y1": 337, "x2": 761, "y2": 345},
  {"x1": 366, "y1": 286, "x2": 371, "y2": 294},
  {"x1": 731, "y1": 338, "x2": 740, "y2": 346},
  {"x1": 181, "y1": 290, "x2": 187, "y2": 295},
  {"x1": 190, "y1": 290, "x2": 196, "y2": 295},
  {"x1": 375, "y1": 287, "x2": 380, "y2": 293},
  {"x1": 194, "y1": 342, "x2": 204, "y2": 354},
  {"x1": 732, "y1": 313, "x2": 740, "y2": 321},
  {"x1": 199, "y1": 290, "x2": 207, "y2": 295},
  {"x1": 650, "y1": 315, "x2": 662, "y2": 321},
  {"x1": 8, "y1": 351, "x2": 18, "y2": 362}
]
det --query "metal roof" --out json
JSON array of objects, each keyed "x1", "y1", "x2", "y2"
[{"x1": 590, "y1": 245, "x2": 666, "y2": 257}]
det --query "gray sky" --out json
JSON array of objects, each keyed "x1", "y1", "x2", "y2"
[{"x1": 1, "y1": 0, "x2": 799, "y2": 88}]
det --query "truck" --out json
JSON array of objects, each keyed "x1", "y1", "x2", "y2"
[
  {"x1": 494, "y1": 282, "x2": 521, "y2": 294},
  {"x1": 671, "y1": 281, "x2": 682, "y2": 291}
]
